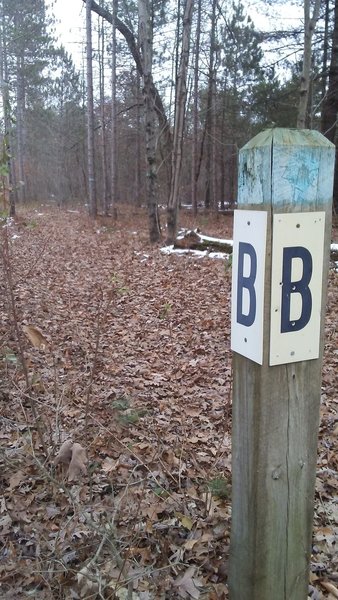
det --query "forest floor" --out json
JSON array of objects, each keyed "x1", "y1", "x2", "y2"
[{"x1": 0, "y1": 206, "x2": 337, "y2": 600}]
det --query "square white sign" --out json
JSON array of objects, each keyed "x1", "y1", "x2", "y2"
[
  {"x1": 270, "y1": 212, "x2": 325, "y2": 365},
  {"x1": 231, "y1": 210, "x2": 268, "y2": 364}
]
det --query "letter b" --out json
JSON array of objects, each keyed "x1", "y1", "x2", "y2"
[
  {"x1": 281, "y1": 246, "x2": 312, "y2": 333},
  {"x1": 237, "y1": 242, "x2": 257, "y2": 327}
]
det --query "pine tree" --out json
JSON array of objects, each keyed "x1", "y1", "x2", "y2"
[{"x1": 2, "y1": 0, "x2": 57, "y2": 203}]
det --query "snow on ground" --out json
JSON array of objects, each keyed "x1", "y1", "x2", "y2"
[{"x1": 161, "y1": 245, "x2": 230, "y2": 259}]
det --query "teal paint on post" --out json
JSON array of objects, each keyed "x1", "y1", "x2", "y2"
[
  {"x1": 238, "y1": 128, "x2": 334, "y2": 206},
  {"x1": 229, "y1": 128, "x2": 335, "y2": 600}
]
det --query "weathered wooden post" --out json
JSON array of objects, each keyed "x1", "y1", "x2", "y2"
[{"x1": 229, "y1": 128, "x2": 335, "y2": 600}]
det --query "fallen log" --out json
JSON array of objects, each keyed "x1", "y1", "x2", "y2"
[
  {"x1": 174, "y1": 229, "x2": 233, "y2": 253},
  {"x1": 174, "y1": 229, "x2": 338, "y2": 263}
]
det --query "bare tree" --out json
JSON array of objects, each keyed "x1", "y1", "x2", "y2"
[
  {"x1": 166, "y1": 0, "x2": 194, "y2": 245},
  {"x1": 134, "y1": 70, "x2": 142, "y2": 205},
  {"x1": 297, "y1": 0, "x2": 321, "y2": 129},
  {"x1": 204, "y1": 0, "x2": 217, "y2": 208},
  {"x1": 86, "y1": 0, "x2": 97, "y2": 217},
  {"x1": 138, "y1": 0, "x2": 161, "y2": 242},
  {"x1": 322, "y1": 0, "x2": 338, "y2": 214},
  {"x1": 111, "y1": 0, "x2": 118, "y2": 218},
  {"x1": 191, "y1": 0, "x2": 201, "y2": 216},
  {"x1": 0, "y1": 1, "x2": 15, "y2": 216},
  {"x1": 98, "y1": 5, "x2": 109, "y2": 214},
  {"x1": 84, "y1": 0, "x2": 172, "y2": 235},
  {"x1": 14, "y1": 11, "x2": 26, "y2": 204}
]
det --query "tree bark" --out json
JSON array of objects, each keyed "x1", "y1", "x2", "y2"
[
  {"x1": 297, "y1": 0, "x2": 321, "y2": 129},
  {"x1": 204, "y1": 0, "x2": 217, "y2": 208},
  {"x1": 98, "y1": 4, "x2": 109, "y2": 215},
  {"x1": 322, "y1": 0, "x2": 338, "y2": 214},
  {"x1": 191, "y1": 0, "x2": 201, "y2": 216},
  {"x1": 110, "y1": 0, "x2": 118, "y2": 219},
  {"x1": 0, "y1": 2, "x2": 15, "y2": 216},
  {"x1": 134, "y1": 70, "x2": 142, "y2": 205},
  {"x1": 166, "y1": 0, "x2": 194, "y2": 245},
  {"x1": 14, "y1": 7, "x2": 26, "y2": 206},
  {"x1": 139, "y1": 0, "x2": 161, "y2": 243},
  {"x1": 321, "y1": 0, "x2": 330, "y2": 103},
  {"x1": 86, "y1": 0, "x2": 97, "y2": 217},
  {"x1": 211, "y1": 67, "x2": 217, "y2": 210}
]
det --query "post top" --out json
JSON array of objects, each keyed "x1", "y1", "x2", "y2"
[{"x1": 242, "y1": 127, "x2": 335, "y2": 151}]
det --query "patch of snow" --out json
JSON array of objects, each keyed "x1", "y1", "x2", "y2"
[
  {"x1": 199, "y1": 233, "x2": 233, "y2": 246},
  {"x1": 11, "y1": 234, "x2": 20, "y2": 240},
  {"x1": 160, "y1": 245, "x2": 229, "y2": 260},
  {"x1": 176, "y1": 228, "x2": 188, "y2": 240},
  {"x1": 2, "y1": 218, "x2": 14, "y2": 228},
  {"x1": 209, "y1": 252, "x2": 230, "y2": 260},
  {"x1": 331, "y1": 243, "x2": 338, "y2": 251}
]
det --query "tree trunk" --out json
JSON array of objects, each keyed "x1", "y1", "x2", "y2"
[
  {"x1": 110, "y1": 0, "x2": 118, "y2": 219},
  {"x1": 15, "y1": 12, "x2": 26, "y2": 206},
  {"x1": 191, "y1": 0, "x2": 201, "y2": 216},
  {"x1": 139, "y1": 0, "x2": 161, "y2": 243},
  {"x1": 166, "y1": 0, "x2": 194, "y2": 245},
  {"x1": 321, "y1": 0, "x2": 330, "y2": 103},
  {"x1": 98, "y1": 4, "x2": 109, "y2": 215},
  {"x1": 211, "y1": 68, "x2": 217, "y2": 210},
  {"x1": 134, "y1": 71, "x2": 142, "y2": 205},
  {"x1": 220, "y1": 88, "x2": 227, "y2": 212},
  {"x1": 297, "y1": 0, "x2": 321, "y2": 129},
  {"x1": 86, "y1": 0, "x2": 97, "y2": 217},
  {"x1": 204, "y1": 0, "x2": 217, "y2": 209},
  {"x1": 322, "y1": 0, "x2": 338, "y2": 214},
  {"x1": 0, "y1": 3, "x2": 15, "y2": 216},
  {"x1": 87, "y1": 0, "x2": 172, "y2": 162}
]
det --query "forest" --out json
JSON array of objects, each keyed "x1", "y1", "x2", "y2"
[
  {"x1": 0, "y1": 0, "x2": 338, "y2": 599},
  {"x1": 1, "y1": 0, "x2": 338, "y2": 236}
]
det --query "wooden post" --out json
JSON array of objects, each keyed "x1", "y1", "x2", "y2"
[{"x1": 229, "y1": 128, "x2": 335, "y2": 600}]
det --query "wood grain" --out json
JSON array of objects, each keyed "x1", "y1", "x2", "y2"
[{"x1": 229, "y1": 128, "x2": 335, "y2": 599}]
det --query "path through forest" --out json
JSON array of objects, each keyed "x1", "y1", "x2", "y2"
[{"x1": 0, "y1": 207, "x2": 337, "y2": 599}]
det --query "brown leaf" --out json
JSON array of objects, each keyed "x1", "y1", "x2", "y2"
[
  {"x1": 68, "y1": 443, "x2": 87, "y2": 481},
  {"x1": 8, "y1": 470, "x2": 25, "y2": 491},
  {"x1": 174, "y1": 566, "x2": 201, "y2": 599},
  {"x1": 320, "y1": 581, "x2": 338, "y2": 598},
  {"x1": 22, "y1": 325, "x2": 49, "y2": 350},
  {"x1": 101, "y1": 456, "x2": 118, "y2": 473},
  {"x1": 55, "y1": 440, "x2": 73, "y2": 466}
]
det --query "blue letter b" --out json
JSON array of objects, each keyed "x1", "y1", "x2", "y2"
[
  {"x1": 281, "y1": 246, "x2": 312, "y2": 333},
  {"x1": 237, "y1": 242, "x2": 257, "y2": 327}
]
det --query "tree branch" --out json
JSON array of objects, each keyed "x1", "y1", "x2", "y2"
[{"x1": 84, "y1": 0, "x2": 171, "y2": 151}]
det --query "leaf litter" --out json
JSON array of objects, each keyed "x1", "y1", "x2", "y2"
[{"x1": 0, "y1": 206, "x2": 337, "y2": 599}]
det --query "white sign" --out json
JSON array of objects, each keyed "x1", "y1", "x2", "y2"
[
  {"x1": 231, "y1": 210, "x2": 267, "y2": 364},
  {"x1": 269, "y1": 212, "x2": 325, "y2": 365}
]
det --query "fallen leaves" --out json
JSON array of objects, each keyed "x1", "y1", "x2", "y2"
[
  {"x1": 174, "y1": 566, "x2": 202, "y2": 598},
  {"x1": 0, "y1": 206, "x2": 337, "y2": 598},
  {"x1": 54, "y1": 439, "x2": 73, "y2": 465},
  {"x1": 320, "y1": 581, "x2": 338, "y2": 598},
  {"x1": 55, "y1": 440, "x2": 87, "y2": 481},
  {"x1": 68, "y1": 442, "x2": 87, "y2": 481},
  {"x1": 22, "y1": 324, "x2": 49, "y2": 350}
]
